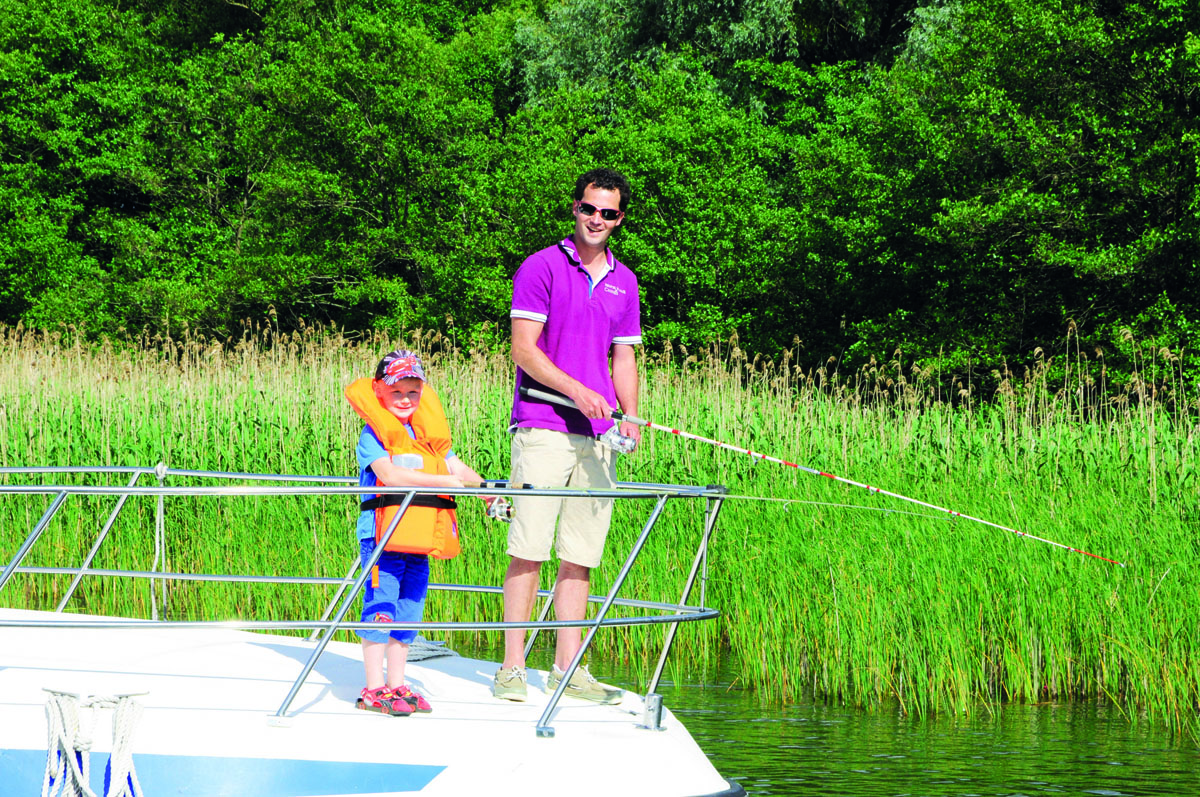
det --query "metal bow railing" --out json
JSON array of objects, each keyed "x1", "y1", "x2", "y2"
[{"x1": 0, "y1": 466, "x2": 728, "y2": 737}]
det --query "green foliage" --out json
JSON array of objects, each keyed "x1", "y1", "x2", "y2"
[
  {"x1": 729, "y1": 0, "x2": 1200, "y2": 380},
  {"x1": 511, "y1": 0, "x2": 919, "y2": 109},
  {"x1": 0, "y1": 0, "x2": 155, "y2": 329},
  {"x1": 861, "y1": 0, "x2": 1200, "y2": 375},
  {"x1": 595, "y1": 55, "x2": 801, "y2": 348},
  {"x1": 0, "y1": 0, "x2": 1198, "y2": 390},
  {"x1": 631, "y1": 0, "x2": 919, "y2": 65}
]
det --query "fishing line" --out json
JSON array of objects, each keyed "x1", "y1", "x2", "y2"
[
  {"x1": 519, "y1": 386, "x2": 1125, "y2": 567},
  {"x1": 724, "y1": 494, "x2": 948, "y2": 520}
]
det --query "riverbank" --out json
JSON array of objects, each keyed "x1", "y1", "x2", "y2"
[{"x1": 0, "y1": 324, "x2": 1195, "y2": 737}]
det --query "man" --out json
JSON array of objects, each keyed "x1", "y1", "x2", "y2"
[{"x1": 492, "y1": 168, "x2": 642, "y2": 703}]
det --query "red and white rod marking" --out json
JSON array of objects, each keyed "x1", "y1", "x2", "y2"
[{"x1": 520, "y1": 386, "x2": 1124, "y2": 567}]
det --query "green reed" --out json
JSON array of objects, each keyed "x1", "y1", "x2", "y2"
[{"x1": 0, "y1": 323, "x2": 1196, "y2": 738}]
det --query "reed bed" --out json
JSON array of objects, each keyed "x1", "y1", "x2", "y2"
[{"x1": 0, "y1": 323, "x2": 1196, "y2": 739}]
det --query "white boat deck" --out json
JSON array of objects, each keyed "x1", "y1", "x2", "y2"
[{"x1": 0, "y1": 608, "x2": 736, "y2": 796}]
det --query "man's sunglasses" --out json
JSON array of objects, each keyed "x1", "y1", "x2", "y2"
[{"x1": 576, "y1": 201, "x2": 623, "y2": 221}]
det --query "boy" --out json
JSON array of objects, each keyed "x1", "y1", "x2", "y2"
[{"x1": 345, "y1": 349, "x2": 492, "y2": 716}]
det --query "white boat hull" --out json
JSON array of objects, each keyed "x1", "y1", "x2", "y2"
[{"x1": 0, "y1": 609, "x2": 738, "y2": 796}]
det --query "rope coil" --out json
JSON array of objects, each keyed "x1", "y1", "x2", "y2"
[
  {"x1": 42, "y1": 690, "x2": 94, "y2": 797},
  {"x1": 42, "y1": 690, "x2": 145, "y2": 797}
]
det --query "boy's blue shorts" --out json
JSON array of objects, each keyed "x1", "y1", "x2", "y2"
[{"x1": 357, "y1": 539, "x2": 430, "y2": 645}]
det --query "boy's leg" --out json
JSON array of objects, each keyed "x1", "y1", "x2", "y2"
[
  {"x1": 358, "y1": 538, "x2": 394, "y2": 691},
  {"x1": 355, "y1": 543, "x2": 418, "y2": 715},
  {"x1": 385, "y1": 639, "x2": 410, "y2": 689},
  {"x1": 358, "y1": 636, "x2": 412, "y2": 715},
  {"x1": 383, "y1": 554, "x2": 431, "y2": 713},
  {"x1": 387, "y1": 553, "x2": 429, "y2": 686},
  {"x1": 362, "y1": 640, "x2": 386, "y2": 690}
]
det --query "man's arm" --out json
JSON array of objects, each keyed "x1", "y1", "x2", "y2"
[
  {"x1": 511, "y1": 317, "x2": 612, "y2": 419},
  {"x1": 610, "y1": 343, "x2": 641, "y2": 446}
]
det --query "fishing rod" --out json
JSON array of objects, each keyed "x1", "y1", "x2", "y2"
[{"x1": 519, "y1": 385, "x2": 1125, "y2": 567}]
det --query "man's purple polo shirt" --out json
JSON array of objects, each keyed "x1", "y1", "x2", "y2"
[{"x1": 510, "y1": 236, "x2": 642, "y2": 437}]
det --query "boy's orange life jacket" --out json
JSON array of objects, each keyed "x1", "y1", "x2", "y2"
[{"x1": 345, "y1": 377, "x2": 461, "y2": 559}]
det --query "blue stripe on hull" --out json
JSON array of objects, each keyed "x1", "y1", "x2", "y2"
[{"x1": 1, "y1": 748, "x2": 444, "y2": 795}]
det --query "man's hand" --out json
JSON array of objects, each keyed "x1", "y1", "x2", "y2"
[
  {"x1": 619, "y1": 420, "x2": 642, "y2": 451},
  {"x1": 569, "y1": 384, "x2": 613, "y2": 419}
]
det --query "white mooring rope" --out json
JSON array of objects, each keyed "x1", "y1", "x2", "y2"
[
  {"x1": 42, "y1": 690, "x2": 97, "y2": 797},
  {"x1": 42, "y1": 691, "x2": 145, "y2": 797},
  {"x1": 97, "y1": 695, "x2": 144, "y2": 797}
]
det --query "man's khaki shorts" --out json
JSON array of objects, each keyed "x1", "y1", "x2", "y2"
[{"x1": 508, "y1": 427, "x2": 616, "y2": 568}]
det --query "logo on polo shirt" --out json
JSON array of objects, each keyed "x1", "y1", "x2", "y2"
[{"x1": 604, "y1": 284, "x2": 624, "y2": 296}]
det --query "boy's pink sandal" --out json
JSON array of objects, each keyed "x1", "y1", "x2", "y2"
[
  {"x1": 390, "y1": 685, "x2": 432, "y2": 713},
  {"x1": 356, "y1": 686, "x2": 413, "y2": 716}
]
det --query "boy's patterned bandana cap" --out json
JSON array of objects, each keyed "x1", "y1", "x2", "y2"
[{"x1": 375, "y1": 349, "x2": 427, "y2": 385}]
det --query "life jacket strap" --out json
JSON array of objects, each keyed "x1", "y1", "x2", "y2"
[{"x1": 360, "y1": 494, "x2": 458, "y2": 512}]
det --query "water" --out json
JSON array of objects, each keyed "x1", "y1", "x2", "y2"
[{"x1": 624, "y1": 659, "x2": 1200, "y2": 797}]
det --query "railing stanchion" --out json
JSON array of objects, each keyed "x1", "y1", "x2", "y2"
[
  {"x1": 306, "y1": 557, "x2": 362, "y2": 643},
  {"x1": 151, "y1": 462, "x2": 168, "y2": 620},
  {"x1": 646, "y1": 491, "x2": 727, "y2": 698},
  {"x1": 536, "y1": 493, "x2": 671, "y2": 738},
  {"x1": 57, "y1": 471, "x2": 144, "y2": 613},
  {"x1": 274, "y1": 492, "x2": 417, "y2": 719},
  {"x1": 0, "y1": 491, "x2": 69, "y2": 594}
]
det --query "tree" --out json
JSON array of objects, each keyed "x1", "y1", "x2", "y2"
[
  {"x1": 0, "y1": 0, "x2": 168, "y2": 329},
  {"x1": 737, "y1": 0, "x2": 1200, "y2": 374}
]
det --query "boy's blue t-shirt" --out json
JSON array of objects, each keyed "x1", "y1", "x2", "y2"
[{"x1": 356, "y1": 426, "x2": 456, "y2": 541}]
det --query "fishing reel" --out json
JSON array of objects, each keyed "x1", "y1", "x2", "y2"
[
  {"x1": 486, "y1": 497, "x2": 513, "y2": 523},
  {"x1": 597, "y1": 425, "x2": 637, "y2": 454}
]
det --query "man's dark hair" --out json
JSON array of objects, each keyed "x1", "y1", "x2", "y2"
[{"x1": 575, "y1": 168, "x2": 631, "y2": 212}]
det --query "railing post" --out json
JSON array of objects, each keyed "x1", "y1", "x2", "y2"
[
  {"x1": 522, "y1": 583, "x2": 557, "y2": 661},
  {"x1": 0, "y1": 491, "x2": 69, "y2": 594},
  {"x1": 273, "y1": 492, "x2": 417, "y2": 720},
  {"x1": 645, "y1": 490, "x2": 727, "y2": 698},
  {"x1": 151, "y1": 462, "x2": 167, "y2": 620},
  {"x1": 536, "y1": 493, "x2": 671, "y2": 738},
  {"x1": 637, "y1": 693, "x2": 665, "y2": 731},
  {"x1": 56, "y1": 471, "x2": 144, "y2": 612}
]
